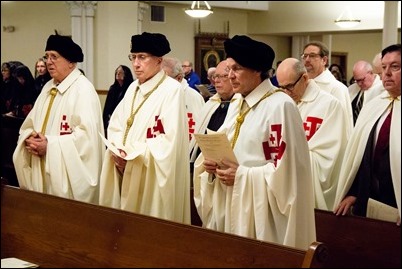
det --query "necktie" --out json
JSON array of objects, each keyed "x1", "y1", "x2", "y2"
[
  {"x1": 353, "y1": 91, "x2": 364, "y2": 124},
  {"x1": 41, "y1": 88, "x2": 58, "y2": 133},
  {"x1": 373, "y1": 108, "x2": 392, "y2": 164},
  {"x1": 40, "y1": 87, "x2": 58, "y2": 192}
]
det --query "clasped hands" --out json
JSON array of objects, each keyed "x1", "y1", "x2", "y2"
[
  {"x1": 25, "y1": 131, "x2": 47, "y2": 157},
  {"x1": 203, "y1": 158, "x2": 238, "y2": 186},
  {"x1": 112, "y1": 149, "x2": 127, "y2": 174}
]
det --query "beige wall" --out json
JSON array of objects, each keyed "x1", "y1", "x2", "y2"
[{"x1": 1, "y1": 1, "x2": 401, "y2": 109}]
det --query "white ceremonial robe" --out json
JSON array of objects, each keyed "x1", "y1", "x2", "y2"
[
  {"x1": 314, "y1": 69, "x2": 353, "y2": 136},
  {"x1": 348, "y1": 75, "x2": 385, "y2": 106},
  {"x1": 189, "y1": 93, "x2": 239, "y2": 162},
  {"x1": 181, "y1": 79, "x2": 205, "y2": 141},
  {"x1": 99, "y1": 70, "x2": 191, "y2": 224},
  {"x1": 13, "y1": 68, "x2": 104, "y2": 204},
  {"x1": 334, "y1": 92, "x2": 401, "y2": 219},
  {"x1": 193, "y1": 79, "x2": 316, "y2": 249},
  {"x1": 297, "y1": 80, "x2": 349, "y2": 210}
]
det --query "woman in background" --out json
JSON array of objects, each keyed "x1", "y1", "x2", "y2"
[{"x1": 102, "y1": 65, "x2": 134, "y2": 137}]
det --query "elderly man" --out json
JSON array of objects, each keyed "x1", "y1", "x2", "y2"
[
  {"x1": 334, "y1": 44, "x2": 401, "y2": 226},
  {"x1": 277, "y1": 58, "x2": 349, "y2": 210},
  {"x1": 161, "y1": 57, "x2": 205, "y2": 141},
  {"x1": 348, "y1": 60, "x2": 385, "y2": 124},
  {"x1": 193, "y1": 35, "x2": 316, "y2": 249},
  {"x1": 13, "y1": 34, "x2": 104, "y2": 204},
  {"x1": 99, "y1": 32, "x2": 191, "y2": 224},
  {"x1": 188, "y1": 60, "x2": 236, "y2": 226}
]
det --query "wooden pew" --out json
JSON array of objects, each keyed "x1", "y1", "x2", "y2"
[
  {"x1": 315, "y1": 209, "x2": 401, "y2": 268},
  {"x1": 1, "y1": 185, "x2": 327, "y2": 268}
]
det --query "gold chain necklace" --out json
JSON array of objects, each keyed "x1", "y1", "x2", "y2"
[
  {"x1": 231, "y1": 89, "x2": 283, "y2": 148},
  {"x1": 122, "y1": 73, "x2": 167, "y2": 145}
]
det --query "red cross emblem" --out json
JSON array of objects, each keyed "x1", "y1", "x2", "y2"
[
  {"x1": 60, "y1": 115, "x2": 71, "y2": 135},
  {"x1": 147, "y1": 115, "x2": 165, "y2": 138},
  {"x1": 303, "y1": 116, "x2": 323, "y2": 141},
  {"x1": 262, "y1": 124, "x2": 286, "y2": 167},
  {"x1": 187, "y1": 112, "x2": 196, "y2": 141}
]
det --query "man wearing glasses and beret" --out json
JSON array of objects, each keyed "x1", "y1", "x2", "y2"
[
  {"x1": 13, "y1": 34, "x2": 105, "y2": 204},
  {"x1": 99, "y1": 32, "x2": 191, "y2": 224},
  {"x1": 277, "y1": 57, "x2": 349, "y2": 211},
  {"x1": 193, "y1": 35, "x2": 316, "y2": 249}
]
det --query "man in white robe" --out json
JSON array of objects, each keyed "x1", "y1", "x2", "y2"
[
  {"x1": 348, "y1": 60, "x2": 385, "y2": 124},
  {"x1": 334, "y1": 44, "x2": 401, "y2": 225},
  {"x1": 277, "y1": 58, "x2": 349, "y2": 210},
  {"x1": 99, "y1": 32, "x2": 191, "y2": 224},
  {"x1": 302, "y1": 41, "x2": 353, "y2": 136},
  {"x1": 189, "y1": 60, "x2": 236, "y2": 163},
  {"x1": 13, "y1": 34, "x2": 104, "y2": 204},
  {"x1": 189, "y1": 60, "x2": 236, "y2": 226},
  {"x1": 193, "y1": 35, "x2": 316, "y2": 249}
]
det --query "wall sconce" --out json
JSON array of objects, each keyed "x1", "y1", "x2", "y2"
[
  {"x1": 334, "y1": 6, "x2": 361, "y2": 28},
  {"x1": 3, "y1": 26, "x2": 15, "y2": 33},
  {"x1": 185, "y1": 1, "x2": 213, "y2": 18}
]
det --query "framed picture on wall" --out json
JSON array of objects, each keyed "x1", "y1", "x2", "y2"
[{"x1": 194, "y1": 33, "x2": 228, "y2": 84}]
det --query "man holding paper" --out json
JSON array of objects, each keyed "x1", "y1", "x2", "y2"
[
  {"x1": 99, "y1": 32, "x2": 191, "y2": 224},
  {"x1": 334, "y1": 44, "x2": 401, "y2": 225},
  {"x1": 193, "y1": 35, "x2": 316, "y2": 249}
]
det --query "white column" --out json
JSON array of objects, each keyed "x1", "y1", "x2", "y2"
[
  {"x1": 322, "y1": 34, "x2": 332, "y2": 65},
  {"x1": 291, "y1": 35, "x2": 310, "y2": 59},
  {"x1": 66, "y1": 1, "x2": 83, "y2": 69},
  {"x1": 382, "y1": 1, "x2": 398, "y2": 48},
  {"x1": 65, "y1": 1, "x2": 97, "y2": 83},
  {"x1": 84, "y1": 2, "x2": 96, "y2": 82},
  {"x1": 137, "y1": 2, "x2": 149, "y2": 34}
]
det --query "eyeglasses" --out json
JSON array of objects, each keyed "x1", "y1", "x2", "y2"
[
  {"x1": 353, "y1": 73, "x2": 369, "y2": 84},
  {"x1": 128, "y1": 54, "x2": 152, "y2": 62},
  {"x1": 300, "y1": 53, "x2": 322, "y2": 60},
  {"x1": 212, "y1": 74, "x2": 229, "y2": 80},
  {"x1": 43, "y1": 54, "x2": 60, "y2": 63},
  {"x1": 181, "y1": 65, "x2": 191, "y2": 68},
  {"x1": 227, "y1": 65, "x2": 244, "y2": 75},
  {"x1": 279, "y1": 74, "x2": 304, "y2": 91}
]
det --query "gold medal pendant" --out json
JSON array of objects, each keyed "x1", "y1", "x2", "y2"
[{"x1": 127, "y1": 116, "x2": 133, "y2": 128}]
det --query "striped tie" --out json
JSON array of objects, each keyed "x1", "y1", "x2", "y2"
[{"x1": 353, "y1": 91, "x2": 364, "y2": 124}]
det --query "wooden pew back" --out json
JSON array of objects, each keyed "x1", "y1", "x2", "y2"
[
  {"x1": 1, "y1": 185, "x2": 326, "y2": 268},
  {"x1": 315, "y1": 209, "x2": 401, "y2": 268}
]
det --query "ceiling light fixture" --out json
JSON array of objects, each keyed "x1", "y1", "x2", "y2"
[
  {"x1": 334, "y1": 6, "x2": 361, "y2": 28},
  {"x1": 185, "y1": 1, "x2": 213, "y2": 18}
]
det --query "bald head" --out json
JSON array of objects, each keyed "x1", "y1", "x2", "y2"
[
  {"x1": 353, "y1": 60, "x2": 372, "y2": 74},
  {"x1": 276, "y1": 58, "x2": 307, "y2": 103},
  {"x1": 276, "y1": 58, "x2": 305, "y2": 86}
]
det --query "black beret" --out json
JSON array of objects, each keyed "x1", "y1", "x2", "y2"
[
  {"x1": 224, "y1": 35, "x2": 275, "y2": 73},
  {"x1": 45, "y1": 34, "x2": 84, "y2": 63},
  {"x1": 130, "y1": 32, "x2": 171, "y2": 57}
]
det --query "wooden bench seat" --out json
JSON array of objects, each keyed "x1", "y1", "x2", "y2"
[{"x1": 1, "y1": 185, "x2": 326, "y2": 268}]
